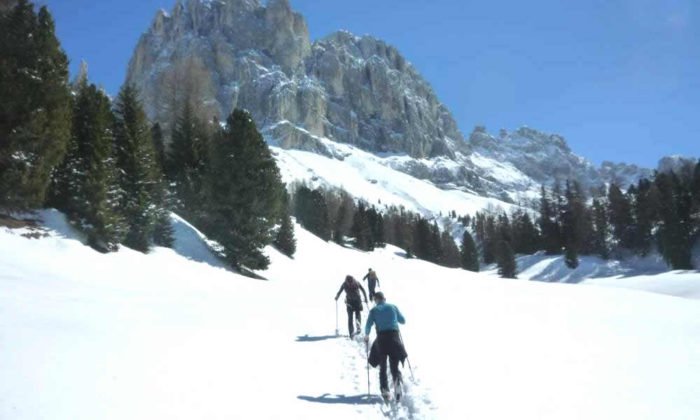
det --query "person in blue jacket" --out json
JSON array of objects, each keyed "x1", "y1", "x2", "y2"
[{"x1": 364, "y1": 292, "x2": 408, "y2": 399}]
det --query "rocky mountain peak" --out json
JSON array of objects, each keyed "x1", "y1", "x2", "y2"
[
  {"x1": 125, "y1": 0, "x2": 678, "y2": 204},
  {"x1": 126, "y1": 0, "x2": 463, "y2": 160}
]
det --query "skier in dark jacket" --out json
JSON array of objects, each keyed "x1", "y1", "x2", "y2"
[
  {"x1": 335, "y1": 275, "x2": 368, "y2": 338},
  {"x1": 364, "y1": 292, "x2": 407, "y2": 400},
  {"x1": 362, "y1": 268, "x2": 380, "y2": 300}
]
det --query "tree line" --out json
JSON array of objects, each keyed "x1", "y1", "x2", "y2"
[
  {"x1": 288, "y1": 183, "x2": 476, "y2": 271},
  {"x1": 467, "y1": 167, "x2": 700, "y2": 278},
  {"x1": 0, "y1": 1, "x2": 294, "y2": 271},
  {"x1": 290, "y1": 165, "x2": 700, "y2": 279}
]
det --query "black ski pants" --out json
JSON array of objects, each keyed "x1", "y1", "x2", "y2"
[
  {"x1": 346, "y1": 300, "x2": 362, "y2": 337},
  {"x1": 375, "y1": 330, "x2": 403, "y2": 390},
  {"x1": 379, "y1": 356, "x2": 401, "y2": 391},
  {"x1": 368, "y1": 281, "x2": 377, "y2": 300}
]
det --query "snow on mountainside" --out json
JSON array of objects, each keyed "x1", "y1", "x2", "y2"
[
  {"x1": 125, "y1": 0, "x2": 676, "y2": 206},
  {"x1": 2, "y1": 210, "x2": 700, "y2": 419},
  {"x1": 271, "y1": 134, "x2": 516, "y2": 217}
]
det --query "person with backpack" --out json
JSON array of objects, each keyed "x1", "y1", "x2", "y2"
[
  {"x1": 362, "y1": 268, "x2": 380, "y2": 300},
  {"x1": 335, "y1": 275, "x2": 368, "y2": 338},
  {"x1": 364, "y1": 292, "x2": 408, "y2": 401}
]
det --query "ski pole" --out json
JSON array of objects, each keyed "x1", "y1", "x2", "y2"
[
  {"x1": 399, "y1": 330, "x2": 415, "y2": 382},
  {"x1": 335, "y1": 300, "x2": 339, "y2": 336},
  {"x1": 366, "y1": 340, "x2": 371, "y2": 397}
]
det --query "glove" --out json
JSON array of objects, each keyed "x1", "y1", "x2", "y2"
[
  {"x1": 364, "y1": 336, "x2": 369, "y2": 343},
  {"x1": 335, "y1": 296, "x2": 339, "y2": 301}
]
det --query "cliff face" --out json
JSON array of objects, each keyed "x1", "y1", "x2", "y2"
[
  {"x1": 126, "y1": 0, "x2": 661, "y2": 203},
  {"x1": 125, "y1": 0, "x2": 462, "y2": 159}
]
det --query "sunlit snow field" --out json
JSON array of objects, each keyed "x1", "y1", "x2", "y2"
[{"x1": 2, "y1": 211, "x2": 700, "y2": 419}]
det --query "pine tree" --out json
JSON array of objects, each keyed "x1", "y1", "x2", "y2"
[
  {"x1": 460, "y1": 230, "x2": 480, "y2": 272},
  {"x1": 367, "y1": 206, "x2": 386, "y2": 248},
  {"x1": 496, "y1": 213, "x2": 513, "y2": 244},
  {"x1": 152, "y1": 210, "x2": 174, "y2": 247},
  {"x1": 308, "y1": 189, "x2": 331, "y2": 241},
  {"x1": 655, "y1": 172, "x2": 693, "y2": 269},
  {"x1": 629, "y1": 179, "x2": 659, "y2": 256},
  {"x1": 333, "y1": 192, "x2": 354, "y2": 245},
  {"x1": 167, "y1": 101, "x2": 210, "y2": 219},
  {"x1": 496, "y1": 240, "x2": 517, "y2": 278},
  {"x1": 293, "y1": 185, "x2": 331, "y2": 241},
  {"x1": 412, "y1": 217, "x2": 434, "y2": 262},
  {"x1": 482, "y1": 215, "x2": 498, "y2": 264},
  {"x1": 430, "y1": 222, "x2": 444, "y2": 264},
  {"x1": 274, "y1": 211, "x2": 296, "y2": 257},
  {"x1": 48, "y1": 80, "x2": 124, "y2": 251},
  {"x1": 151, "y1": 176, "x2": 175, "y2": 248},
  {"x1": 538, "y1": 185, "x2": 561, "y2": 254},
  {"x1": 561, "y1": 181, "x2": 586, "y2": 269},
  {"x1": 386, "y1": 206, "x2": 413, "y2": 252},
  {"x1": 113, "y1": 85, "x2": 163, "y2": 252},
  {"x1": 0, "y1": 1, "x2": 71, "y2": 210},
  {"x1": 352, "y1": 202, "x2": 373, "y2": 251},
  {"x1": 439, "y1": 230, "x2": 461, "y2": 268},
  {"x1": 564, "y1": 246, "x2": 578, "y2": 269},
  {"x1": 203, "y1": 109, "x2": 285, "y2": 270},
  {"x1": 674, "y1": 172, "x2": 694, "y2": 269},
  {"x1": 148, "y1": 123, "x2": 175, "y2": 248},
  {"x1": 151, "y1": 122, "x2": 166, "y2": 172},
  {"x1": 608, "y1": 183, "x2": 634, "y2": 249},
  {"x1": 691, "y1": 161, "x2": 700, "y2": 239},
  {"x1": 591, "y1": 198, "x2": 610, "y2": 259},
  {"x1": 474, "y1": 212, "x2": 486, "y2": 243},
  {"x1": 511, "y1": 209, "x2": 540, "y2": 255},
  {"x1": 293, "y1": 185, "x2": 312, "y2": 227}
]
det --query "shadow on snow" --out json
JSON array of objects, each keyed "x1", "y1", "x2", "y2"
[
  {"x1": 296, "y1": 334, "x2": 341, "y2": 342},
  {"x1": 297, "y1": 394, "x2": 384, "y2": 405}
]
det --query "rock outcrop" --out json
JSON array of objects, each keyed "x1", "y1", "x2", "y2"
[
  {"x1": 126, "y1": 0, "x2": 667, "y2": 204},
  {"x1": 125, "y1": 0, "x2": 462, "y2": 159}
]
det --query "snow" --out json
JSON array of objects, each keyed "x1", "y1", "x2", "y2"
[
  {"x1": 468, "y1": 152, "x2": 531, "y2": 185},
  {"x1": 2, "y1": 211, "x2": 700, "y2": 419},
  {"x1": 585, "y1": 272, "x2": 700, "y2": 300},
  {"x1": 272, "y1": 137, "x2": 515, "y2": 218},
  {"x1": 509, "y1": 251, "x2": 700, "y2": 300}
]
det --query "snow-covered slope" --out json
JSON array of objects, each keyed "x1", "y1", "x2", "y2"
[
  {"x1": 2, "y1": 211, "x2": 700, "y2": 419},
  {"x1": 272, "y1": 134, "x2": 516, "y2": 217},
  {"x1": 503, "y1": 252, "x2": 700, "y2": 299}
]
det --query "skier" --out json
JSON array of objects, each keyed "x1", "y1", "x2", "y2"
[
  {"x1": 362, "y1": 268, "x2": 381, "y2": 300},
  {"x1": 364, "y1": 292, "x2": 407, "y2": 401},
  {"x1": 335, "y1": 275, "x2": 368, "y2": 338}
]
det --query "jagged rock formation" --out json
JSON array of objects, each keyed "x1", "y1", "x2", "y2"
[
  {"x1": 599, "y1": 161, "x2": 653, "y2": 188},
  {"x1": 126, "y1": 0, "x2": 668, "y2": 204},
  {"x1": 126, "y1": 0, "x2": 462, "y2": 159}
]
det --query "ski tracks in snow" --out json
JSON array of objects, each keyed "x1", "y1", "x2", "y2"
[{"x1": 339, "y1": 334, "x2": 436, "y2": 419}]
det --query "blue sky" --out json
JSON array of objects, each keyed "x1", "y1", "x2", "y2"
[{"x1": 43, "y1": 0, "x2": 698, "y2": 167}]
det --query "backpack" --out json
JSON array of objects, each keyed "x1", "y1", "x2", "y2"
[{"x1": 345, "y1": 279, "x2": 361, "y2": 301}]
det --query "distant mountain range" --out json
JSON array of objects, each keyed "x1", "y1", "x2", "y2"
[{"x1": 125, "y1": 0, "x2": 695, "y2": 206}]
